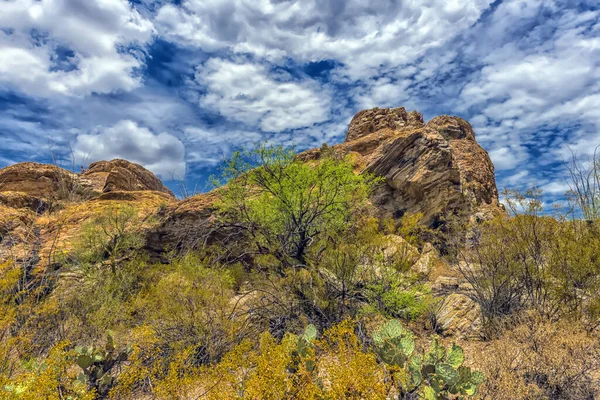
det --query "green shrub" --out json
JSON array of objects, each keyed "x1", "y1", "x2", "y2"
[{"x1": 212, "y1": 144, "x2": 380, "y2": 268}]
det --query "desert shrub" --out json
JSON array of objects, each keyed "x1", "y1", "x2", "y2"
[
  {"x1": 2, "y1": 342, "x2": 94, "y2": 400},
  {"x1": 58, "y1": 257, "x2": 149, "y2": 343},
  {"x1": 73, "y1": 204, "x2": 145, "y2": 268},
  {"x1": 131, "y1": 254, "x2": 239, "y2": 365},
  {"x1": 239, "y1": 218, "x2": 431, "y2": 336},
  {"x1": 212, "y1": 144, "x2": 379, "y2": 268},
  {"x1": 478, "y1": 317, "x2": 600, "y2": 400},
  {"x1": 396, "y1": 212, "x2": 437, "y2": 248},
  {"x1": 189, "y1": 321, "x2": 387, "y2": 400},
  {"x1": 565, "y1": 146, "x2": 600, "y2": 220},
  {"x1": 458, "y1": 190, "x2": 600, "y2": 336}
]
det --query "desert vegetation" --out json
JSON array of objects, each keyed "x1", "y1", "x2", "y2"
[{"x1": 0, "y1": 143, "x2": 599, "y2": 399}]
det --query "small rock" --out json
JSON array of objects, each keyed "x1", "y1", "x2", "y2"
[{"x1": 435, "y1": 293, "x2": 481, "y2": 338}]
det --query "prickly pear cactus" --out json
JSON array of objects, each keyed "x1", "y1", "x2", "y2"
[
  {"x1": 372, "y1": 320, "x2": 484, "y2": 399},
  {"x1": 371, "y1": 319, "x2": 415, "y2": 367},
  {"x1": 289, "y1": 324, "x2": 318, "y2": 374},
  {"x1": 74, "y1": 332, "x2": 131, "y2": 396}
]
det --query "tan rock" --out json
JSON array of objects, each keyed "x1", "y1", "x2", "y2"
[
  {"x1": 83, "y1": 159, "x2": 175, "y2": 197},
  {"x1": 412, "y1": 243, "x2": 438, "y2": 275},
  {"x1": 381, "y1": 234, "x2": 419, "y2": 262},
  {"x1": 146, "y1": 191, "x2": 220, "y2": 252},
  {"x1": 435, "y1": 293, "x2": 481, "y2": 339},
  {"x1": 0, "y1": 162, "x2": 78, "y2": 199},
  {"x1": 346, "y1": 107, "x2": 424, "y2": 142},
  {"x1": 300, "y1": 106, "x2": 503, "y2": 228}
]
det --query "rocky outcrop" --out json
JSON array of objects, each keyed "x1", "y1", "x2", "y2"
[
  {"x1": 301, "y1": 106, "x2": 502, "y2": 227},
  {"x1": 346, "y1": 107, "x2": 424, "y2": 142},
  {"x1": 82, "y1": 159, "x2": 175, "y2": 198},
  {"x1": 0, "y1": 105, "x2": 501, "y2": 265},
  {"x1": 0, "y1": 162, "x2": 77, "y2": 199},
  {"x1": 146, "y1": 191, "x2": 219, "y2": 253},
  {"x1": 0, "y1": 159, "x2": 176, "y2": 269},
  {"x1": 0, "y1": 159, "x2": 175, "y2": 201}
]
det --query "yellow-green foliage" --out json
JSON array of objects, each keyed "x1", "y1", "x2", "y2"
[
  {"x1": 74, "y1": 204, "x2": 145, "y2": 266},
  {"x1": 213, "y1": 144, "x2": 379, "y2": 266},
  {"x1": 189, "y1": 321, "x2": 387, "y2": 400},
  {"x1": 4, "y1": 342, "x2": 94, "y2": 400}
]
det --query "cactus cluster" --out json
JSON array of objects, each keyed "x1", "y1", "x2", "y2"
[
  {"x1": 289, "y1": 324, "x2": 318, "y2": 373},
  {"x1": 74, "y1": 332, "x2": 131, "y2": 396},
  {"x1": 372, "y1": 320, "x2": 484, "y2": 399}
]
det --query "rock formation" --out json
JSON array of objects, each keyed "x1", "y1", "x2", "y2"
[
  {"x1": 0, "y1": 162, "x2": 77, "y2": 199},
  {"x1": 0, "y1": 160, "x2": 175, "y2": 272},
  {"x1": 300, "y1": 106, "x2": 501, "y2": 226},
  {"x1": 82, "y1": 159, "x2": 175, "y2": 198}
]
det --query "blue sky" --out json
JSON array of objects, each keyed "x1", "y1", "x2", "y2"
[{"x1": 0, "y1": 0, "x2": 599, "y2": 202}]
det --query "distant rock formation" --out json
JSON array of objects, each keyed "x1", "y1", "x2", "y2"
[
  {"x1": 0, "y1": 106, "x2": 502, "y2": 265},
  {"x1": 0, "y1": 162, "x2": 77, "y2": 199},
  {"x1": 81, "y1": 159, "x2": 175, "y2": 198},
  {"x1": 0, "y1": 159, "x2": 175, "y2": 201}
]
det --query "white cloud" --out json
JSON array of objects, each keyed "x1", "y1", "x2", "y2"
[
  {"x1": 503, "y1": 170, "x2": 530, "y2": 186},
  {"x1": 488, "y1": 145, "x2": 529, "y2": 171},
  {"x1": 183, "y1": 126, "x2": 262, "y2": 165},
  {"x1": 540, "y1": 180, "x2": 570, "y2": 195},
  {"x1": 156, "y1": 0, "x2": 494, "y2": 80},
  {"x1": 195, "y1": 58, "x2": 331, "y2": 132},
  {"x1": 73, "y1": 120, "x2": 185, "y2": 179},
  {"x1": 0, "y1": 0, "x2": 154, "y2": 97},
  {"x1": 458, "y1": 4, "x2": 600, "y2": 174}
]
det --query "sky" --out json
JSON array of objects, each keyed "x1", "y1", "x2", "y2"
[{"x1": 0, "y1": 0, "x2": 598, "y2": 203}]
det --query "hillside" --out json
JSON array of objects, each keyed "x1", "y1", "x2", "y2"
[{"x1": 1, "y1": 107, "x2": 599, "y2": 399}]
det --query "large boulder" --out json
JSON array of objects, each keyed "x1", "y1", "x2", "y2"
[
  {"x1": 82, "y1": 159, "x2": 175, "y2": 198},
  {"x1": 0, "y1": 162, "x2": 77, "y2": 199}
]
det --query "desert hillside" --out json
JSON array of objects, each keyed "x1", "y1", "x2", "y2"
[{"x1": 1, "y1": 107, "x2": 599, "y2": 399}]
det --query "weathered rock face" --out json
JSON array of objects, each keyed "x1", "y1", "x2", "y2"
[
  {"x1": 0, "y1": 162, "x2": 77, "y2": 199},
  {"x1": 0, "y1": 159, "x2": 176, "y2": 268},
  {"x1": 0, "y1": 159, "x2": 175, "y2": 200},
  {"x1": 146, "y1": 191, "x2": 219, "y2": 253},
  {"x1": 302, "y1": 106, "x2": 502, "y2": 227},
  {"x1": 83, "y1": 159, "x2": 175, "y2": 198},
  {"x1": 346, "y1": 107, "x2": 425, "y2": 142},
  {"x1": 0, "y1": 106, "x2": 501, "y2": 263}
]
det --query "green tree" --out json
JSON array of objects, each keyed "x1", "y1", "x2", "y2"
[{"x1": 212, "y1": 144, "x2": 378, "y2": 268}]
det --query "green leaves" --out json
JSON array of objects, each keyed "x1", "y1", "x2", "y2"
[
  {"x1": 72, "y1": 333, "x2": 131, "y2": 396},
  {"x1": 213, "y1": 143, "x2": 376, "y2": 267},
  {"x1": 76, "y1": 354, "x2": 93, "y2": 370},
  {"x1": 420, "y1": 385, "x2": 437, "y2": 400},
  {"x1": 302, "y1": 324, "x2": 317, "y2": 342}
]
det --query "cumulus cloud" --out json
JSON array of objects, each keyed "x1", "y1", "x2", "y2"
[
  {"x1": 0, "y1": 0, "x2": 154, "y2": 97},
  {"x1": 195, "y1": 58, "x2": 331, "y2": 132},
  {"x1": 458, "y1": 4, "x2": 600, "y2": 161},
  {"x1": 155, "y1": 0, "x2": 493, "y2": 80},
  {"x1": 73, "y1": 120, "x2": 186, "y2": 179},
  {"x1": 183, "y1": 126, "x2": 263, "y2": 166}
]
